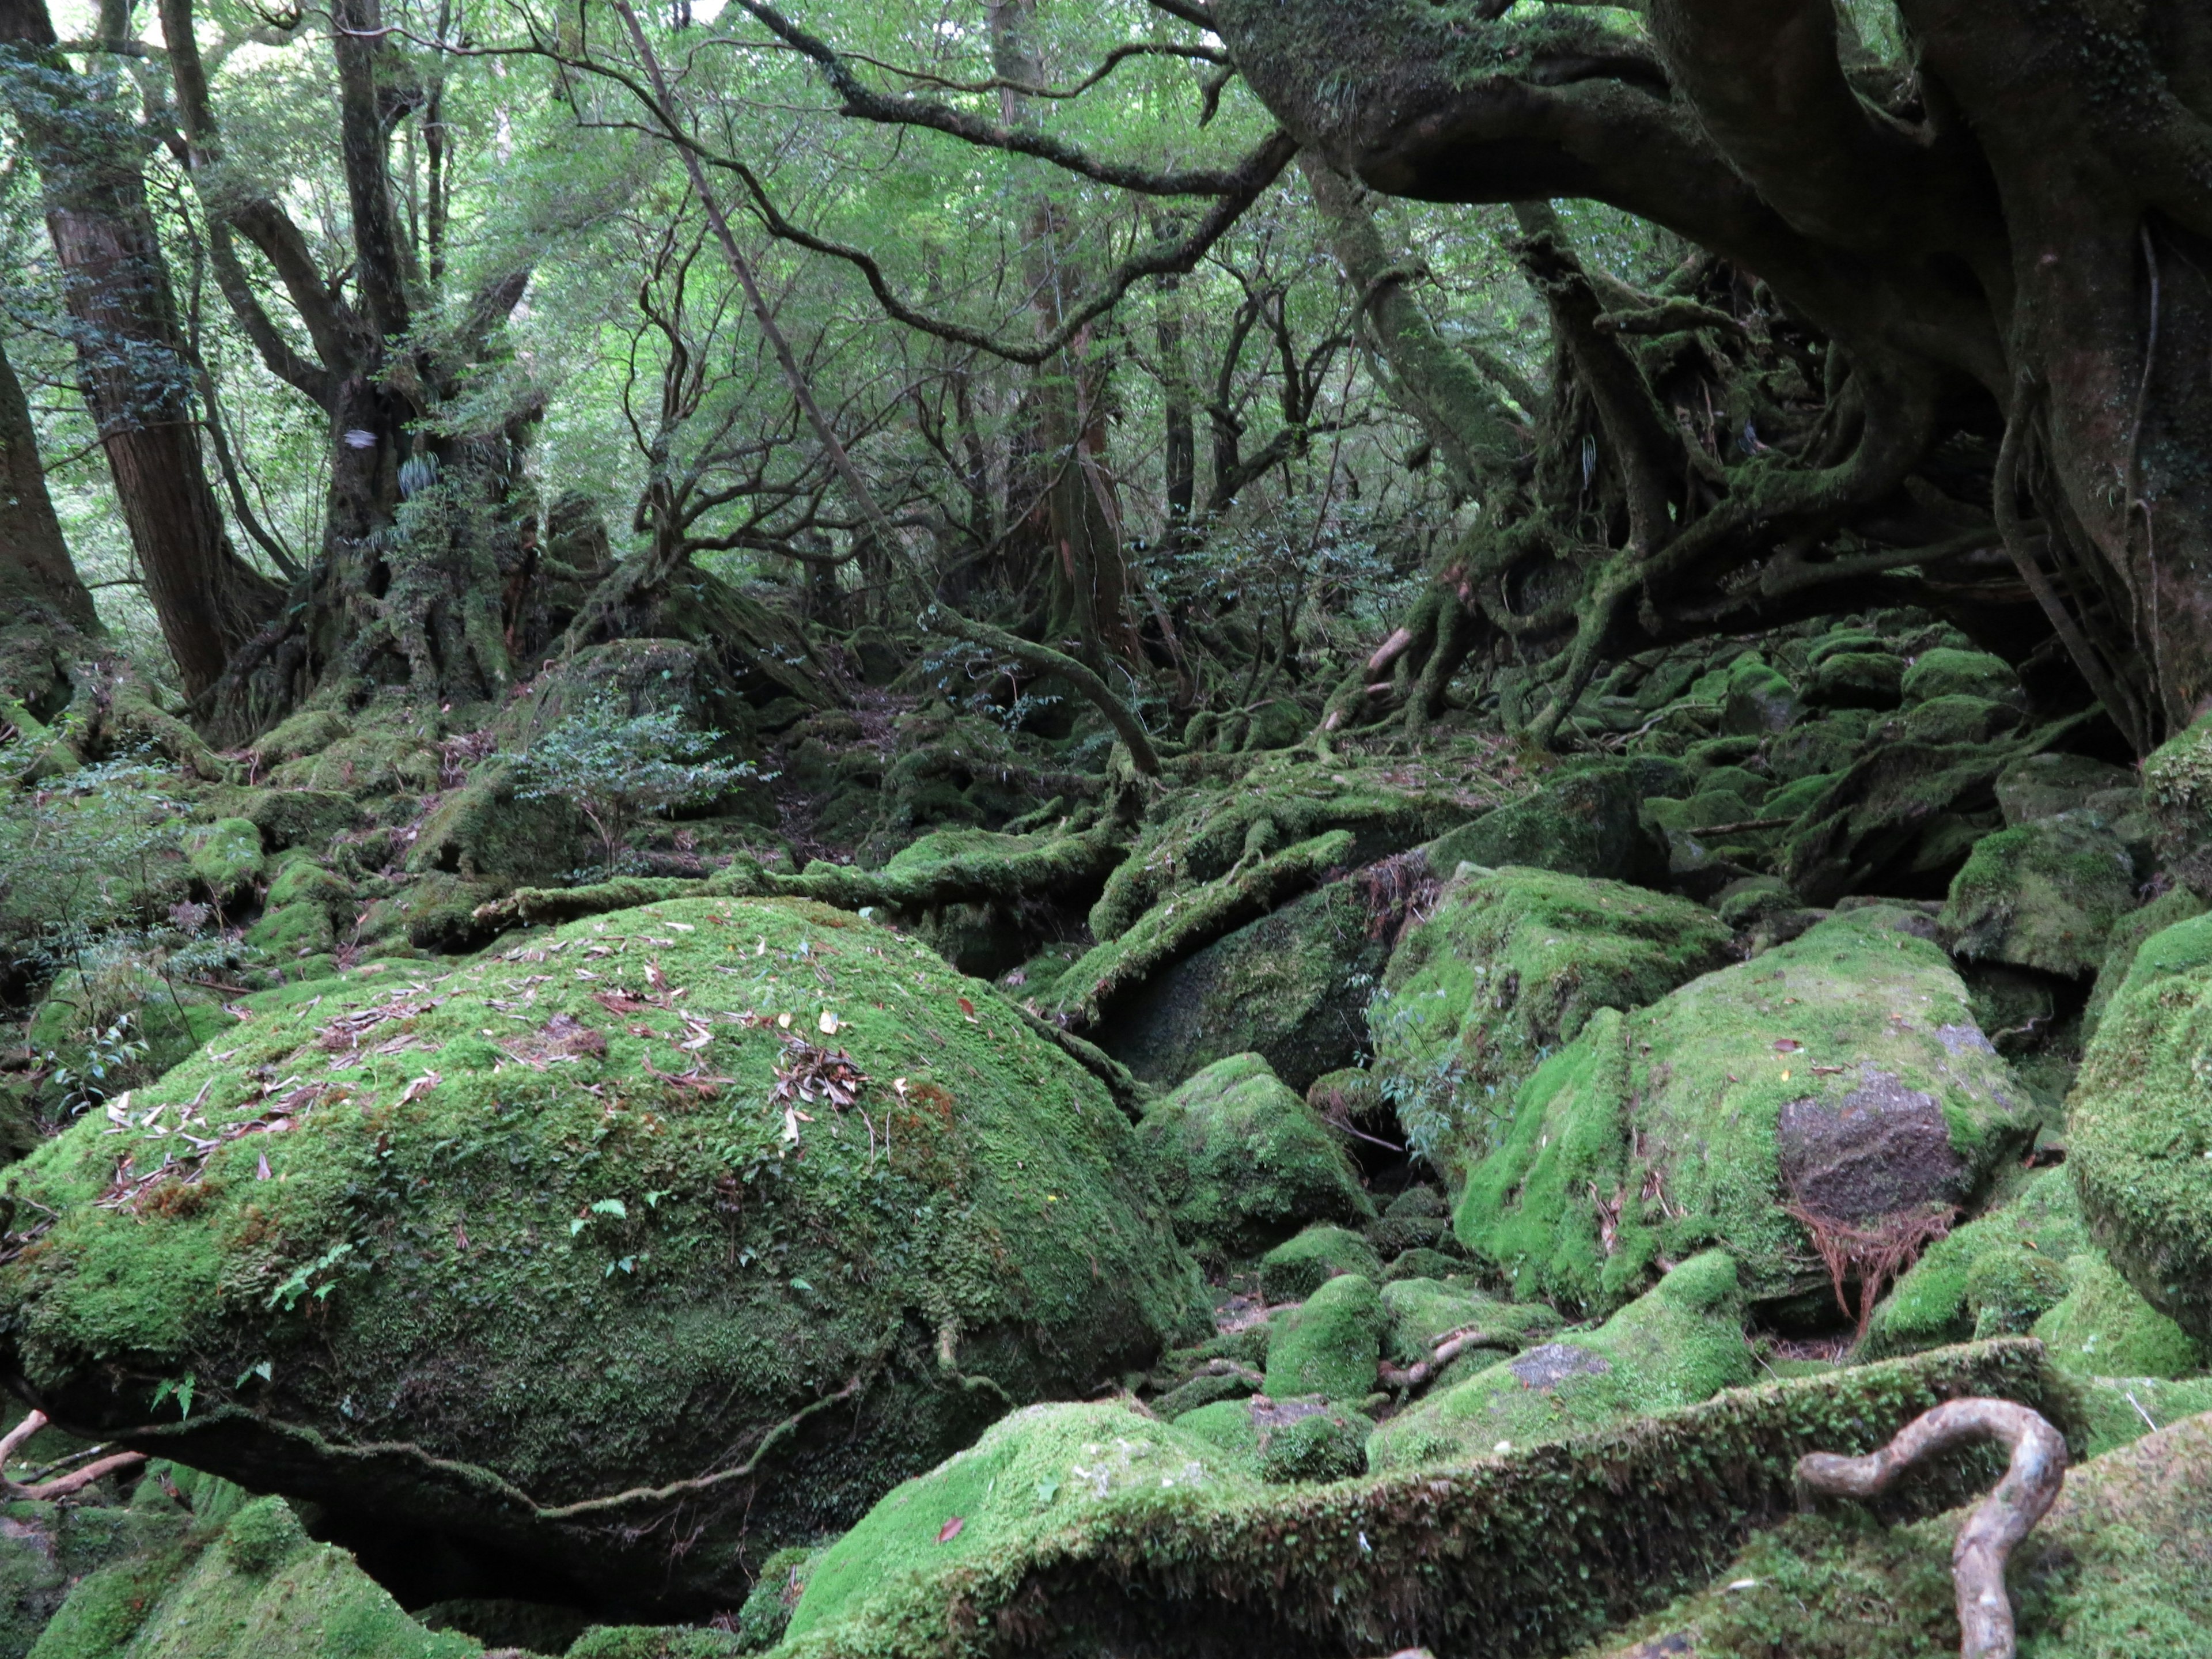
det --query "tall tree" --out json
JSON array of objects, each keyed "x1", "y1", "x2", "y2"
[
  {"x1": 0, "y1": 0, "x2": 278, "y2": 702},
  {"x1": 1214, "y1": 0, "x2": 2212, "y2": 750},
  {"x1": 160, "y1": 0, "x2": 532, "y2": 722},
  {"x1": 0, "y1": 332, "x2": 97, "y2": 639}
]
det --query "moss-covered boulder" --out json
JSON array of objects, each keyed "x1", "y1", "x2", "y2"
[
  {"x1": 0, "y1": 897, "x2": 1200, "y2": 1609},
  {"x1": 1366, "y1": 867, "x2": 1733, "y2": 1179},
  {"x1": 2085, "y1": 885, "x2": 2208, "y2": 1036},
  {"x1": 406, "y1": 762, "x2": 584, "y2": 885},
  {"x1": 1938, "y1": 811, "x2": 2138, "y2": 976},
  {"x1": 1861, "y1": 1167, "x2": 2089, "y2": 1357},
  {"x1": 181, "y1": 820, "x2": 263, "y2": 902},
  {"x1": 1996, "y1": 751, "x2": 2138, "y2": 827},
  {"x1": 1804, "y1": 650, "x2": 1903, "y2": 710},
  {"x1": 2071, "y1": 935, "x2": 2212, "y2": 1347},
  {"x1": 1378, "y1": 1276, "x2": 1563, "y2": 1385},
  {"x1": 783, "y1": 1400, "x2": 1254, "y2": 1646},
  {"x1": 1427, "y1": 762, "x2": 1663, "y2": 886},
  {"x1": 2032, "y1": 1252, "x2": 2203, "y2": 1378},
  {"x1": 1257, "y1": 1224, "x2": 1384, "y2": 1301},
  {"x1": 1172, "y1": 1395, "x2": 1373, "y2": 1483},
  {"x1": 1136, "y1": 1053, "x2": 1373, "y2": 1262},
  {"x1": 1899, "y1": 647, "x2": 2023, "y2": 707},
  {"x1": 1455, "y1": 910, "x2": 2035, "y2": 1315},
  {"x1": 1103, "y1": 878, "x2": 1396, "y2": 1093},
  {"x1": 0, "y1": 1479, "x2": 187, "y2": 1659},
  {"x1": 1262, "y1": 1272, "x2": 1386, "y2": 1401},
  {"x1": 1721, "y1": 660, "x2": 1802, "y2": 736},
  {"x1": 2145, "y1": 707, "x2": 2212, "y2": 894},
  {"x1": 1780, "y1": 740, "x2": 2016, "y2": 905},
  {"x1": 1366, "y1": 1251, "x2": 1752, "y2": 1471}
]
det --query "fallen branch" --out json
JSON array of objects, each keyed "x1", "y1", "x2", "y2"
[
  {"x1": 1378, "y1": 1324, "x2": 1517, "y2": 1390},
  {"x1": 0, "y1": 1410, "x2": 146, "y2": 1499},
  {"x1": 1796, "y1": 1397, "x2": 2067, "y2": 1659}
]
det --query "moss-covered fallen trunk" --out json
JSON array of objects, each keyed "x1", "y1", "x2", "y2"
[{"x1": 772, "y1": 1339, "x2": 2070, "y2": 1659}]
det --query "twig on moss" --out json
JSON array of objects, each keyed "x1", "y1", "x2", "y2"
[
  {"x1": 1377, "y1": 1324, "x2": 1516, "y2": 1390},
  {"x1": 1796, "y1": 1397, "x2": 2066, "y2": 1659}
]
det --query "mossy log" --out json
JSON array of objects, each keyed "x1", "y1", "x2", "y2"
[
  {"x1": 1047, "y1": 829, "x2": 1357, "y2": 1029},
  {"x1": 774, "y1": 1339, "x2": 2070, "y2": 1659}
]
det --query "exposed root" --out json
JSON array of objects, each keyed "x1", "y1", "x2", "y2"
[
  {"x1": 1796, "y1": 1398, "x2": 2067, "y2": 1659},
  {"x1": 0, "y1": 1410, "x2": 146, "y2": 1499},
  {"x1": 1377, "y1": 1323, "x2": 1520, "y2": 1391},
  {"x1": 1786, "y1": 1198, "x2": 1956, "y2": 1339}
]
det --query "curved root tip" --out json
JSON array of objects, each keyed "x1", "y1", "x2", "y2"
[{"x1": 1796, "y1": 1397, "x2": 2066, "y2": 1659}]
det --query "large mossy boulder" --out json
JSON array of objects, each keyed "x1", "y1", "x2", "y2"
[
  {"x1": 782, "y1": 1399, "x2": 1254, "y2": 1649},
  {"x1": 1366, "y1": 867, "x2": 1733, "y2": 1178},
  {"x1": 2145, "y1": 707, "x2": 2212, "y2": 896},
  {"x1": 1899, "y1": 647, "x2": 2023, "y2": 708},
  {"x1": 1937, "y1": 811, "x2": 2139, "y2": 976},
  {"x1": 1103, "y1": 878, "x2": 1396, "y2": 1092},
  {"x1": 1861, "y1": 1167, "x2": 2089, "y2": 1357},
  {"x1": 1427, "y1": 762, "x2": 1663, "y2": 886},
  {"x1": 1453, "y1": 909, "x2": 2035, "y2": 1315},
  {"x1": 0, "y1": 897, "x2": 1200, "y2": 1609},
  {"x1": 1366, "y1": 1251, "x2": 1752, "y2": 1472},
  {"x1": 1262, "y1": 1272, "x2": 1387, "y2": 1402},
  {"x1": 2071, "y1": 931, "x2": 2212, "y2": 1347},
  {"x1": 1136, "y1": 1053, "x2": 1374, "y2": 1262},
  {"x1": 2031, "y1": 1252, "x2": 2204, "y2": 1379}
]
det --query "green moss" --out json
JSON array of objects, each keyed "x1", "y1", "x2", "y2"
[
  {"x1": 1455, "y1": 910, "x2": 2035, "y2": 1315},
  {"x1": 2032, "y1": 1252, "x2": 2203, "y2": 1378},
  {"x1": 406, "y1": 763, "x2": 583, "y2": 884},
  {"x1": 1173, "y1": 1396, "x2": 1373, "y2": 1483},
  {"x1": 1366, "y1": 1251, "x2": 1752, "y2": 1471},
  {"x1": 264, "y1": 858, "x2": 353, "y2": 915},
  {"x1": 1805, "y1": 651, "x2": 1903, "y2": 710},
  {"x1": 1896, "y1": 693, "x2": 2022, "y2": 745},
  {"x1": 243, "y1": 902, "x2": 336, "y2": 959},
  {"x1": 1426, "y1": 763, "x2": 1661, "y2": 884},
  {"x1": 2085, "y1": 886, "x2": 2208, "y2": 1036},
  {"x1": 1366, "y1": 866, "x2": 1732, "y2": 1179},
  {"x1": 2071, "y1": 946, "x2": 2212, "y2": 1346},
  {"x1": 1377, "y1": 1276, "x2": 1560, "y2": 1378},
  {"x1": 569, "y1": 1627, "x2": 749, "y2": 1659},
  {"x1": 1960, "y1": 1244, "x2": 2070, "y2": 1337},
  {"x1": 1899, "y1": 647, "x2": 2022, "y2": 707},
  {"x1": 785, "y1": 1400, "x2": 1256, "y2": 1643},
  {"x1": 0, "y1": 897, "x2": 1202, "y2": 1607},
  {"x1": 0, "y1": 1499, "x2": 185, "y2": 1659},
  {"x1": 207, "y1": 788, "x2": 361, "y2": 854},
  {"x1": 1262, "y1": 1272, "x2": 1385, "y2": 1402},
  {"x1": 1137, "y1": 1054, "x2": 1373, "y2": 1262},
  {"x1": 733, "y1": 1546, "x2": 823, "y2": 1653},
  {"x1": 1721, "y1": 661, "x2": 1800, "y2": 736},
  {"x1": 1257, "y1": 1225, "x2": 1382, "y2": 1301},
  {"x1": 182, "y1": 820, "x2": 264, "y2": 899},
  {"x1": 1938, "y1": 815, "x2": 2138, "y2": 976},
  {"x1": 1996, "y1": 752, "x2": 2138, "y2": 827},
  {"x1": 1580, "y1": 1403, "x2": 2212, "y2": 1658},
  {"x1": 1861, "y1": 1169, "x2": 2086, "y2": 1357},
  {"x1": 2145, "y1": 708, "x2": 2212, "y2": 893}
]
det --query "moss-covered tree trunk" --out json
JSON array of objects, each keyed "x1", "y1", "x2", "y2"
[
  {"x1": 0, "y1": 0, "x2": 279, "y2": 701},
  {"x1": 0, "y1": 335, "x2": 97, "y2": 637},
  {"x1": 1219, "y1": 0, "x2": 2212, "y2": 752}
]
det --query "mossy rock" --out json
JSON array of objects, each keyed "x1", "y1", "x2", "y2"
[
  {"x1": 1713, "y1": 875, "x2": 1797, "y2": 929},
  {"x1": 1779, "y1": 739, "x2": 2017, "y2": 906},
  {"x1": 1893, "y1": 692, "x2": 2022, "y2": 745},
  {"x1": 2146, "y1": 708, "x2": 2212, "y2": 895},
  {"x1": 406, "y1": 761, "x2": 584, "y2": 885},
  {"x1": 1764, "y1": 715, "x2": 1866, "y2": 783},
  {"x1": 264, "y1": 707, "x2": 445, "y2": 798},
  {"x1": 2067, "y1": 933, "x2": 2212, "y2": 1349},
  {"x1": 415, "y1": 1596, "x2": 592, "y2": 1652},
  {"x1": 242, "y1": 901, "x2": 336, "y2": 960},
  {"x1": 246, "y1": 709, "x2": 354, "y2": 768},
  {"x1": 1996, "y1": 751, "x2": 2138, "y2": 827},
  {"x1": 1938, "y1": 812, "x2": 2138, "y2": 977},
  {"x1": 212, "y1": 787, "x2": 362, "y2": 854},
  {"x1": 1366, "y1": 866, "x2": 1733, "y2": 1179},
  {"x1": 1455, "y1": 910, "x2": 2035, "y2": 1316},
  {"x1": 1721, "y1": 661, "x2": 1801, "y2": 736},
  {"x1": 783, "y1": 1399, "x2": 1256, "y2": 1645},
  {"x1": 264, "y1": 856, "x2": 353, "y2": 916},
  {"x1": 182, "y1": 820, "x2": 263, "y2": 900},
  {"x1": 1101, "y1": 878, "x2": 1396, "y2": 1093},
  {"x1": 1173, "y1": 1395, "x2": 1373, "y2": 1483},
  {"x1": 730, "y1": 1543, "x2": 823, "y2": 1652},
  {"x1": 0, "y1": 897, "x2": 1202, "y2": 1609},
  {"x1": 29, "y1": 1490, "x2": 475, "y2": 1659},
  {"x1": 1861, "y1": 1168, "x2": 2089, "y2": 1358},
  {"x1": 1136, "y1": 1054, "x2": 1374, "y2": 1262},
  {"x1": 1263, "y1": 1272, "x2": 1386, "y2": 1401},
  {"x1": 2085, "y1": 888, "x2": 2212, "y2": 1036},
  {"x1": 1378, "y1": 1275, "x2": 1560, "y2": 1375},
  {"x1": 1427, "y1": 763, "x2": 1663, "y2": 885},
  {"x1": 1581, "y1": 1402, "x2": 2212, "y2": 1659},
  {"x1": 1804, "y1": 650, "x2": 1904, "y2": 710},
  {"x1": 0, "y1": 1492, "x2": 185, "y2": 1659},
  {"x1": 567, "y1": 1627, "x2": 751, "y2": 1658},
  {"x1": 1366, "y1": 1251, "x2": 1752, "y2": 1471},
  {"x1": 1257, "y1": 1224, "x2": 1383, "y2": 1302},
  {"x1": 27, "y1": 969, "x2": 236, "y2": 1083},
  {"x1": 1898, "y1": 647, "x2": 2023, "y2": 707},
  {"x1": 2031, "y1": 1251, "x2": 2204, "y2": 1378}
]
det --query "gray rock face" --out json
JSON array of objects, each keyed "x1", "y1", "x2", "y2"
[
  {"x1": 1509, "y1": 1344, "x2": 1613, "y2": 1388},
  {"x1": 1777, "y1": 1066, "x2": 1970, "y2": 1222}
]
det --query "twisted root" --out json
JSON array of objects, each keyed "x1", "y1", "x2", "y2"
[{"x1": 1796, "y1": 1397, "x2": 2066, "y2": 1659}]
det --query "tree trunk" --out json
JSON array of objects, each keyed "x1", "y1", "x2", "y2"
[
  {"x1": 0, "y1": 335, "x2": 98, "y2": 635},
  {"x1": 0, "y1": 0, "x2": 278, "y2": 700},
  {"x1": 989, "y1": 0, "x2": 1139, "y2": 667}
]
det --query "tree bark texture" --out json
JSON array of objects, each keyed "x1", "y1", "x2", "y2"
[
  {"x1": 0, "y1": 0, "x2": 279, "y2": 699},
  {"x1": 0, "y1": 334, "x2": 97, "y2": 634},
  {"x1": 1216, "y1": 0, "x2": 2212, "y2": 749}
]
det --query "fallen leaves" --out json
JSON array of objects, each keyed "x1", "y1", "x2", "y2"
[{"x1": 937, "y1": 1516, "x2": 965, "y2": 1544}]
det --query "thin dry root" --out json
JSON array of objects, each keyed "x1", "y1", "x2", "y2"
[
  {"x1": 0, "y1": 1410, "x2": 146, "y2": 1500},
  {"x1": 1796, "y1": 1397, "x2": 2067, "y2": 1659}
]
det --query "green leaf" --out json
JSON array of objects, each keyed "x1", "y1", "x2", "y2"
[{"x1": 589, "y1": 1198, "x2": 628, "y2": 1219}]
